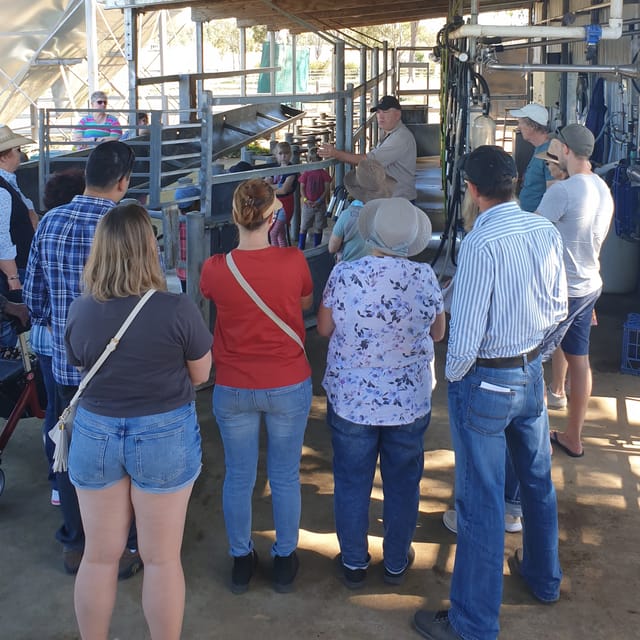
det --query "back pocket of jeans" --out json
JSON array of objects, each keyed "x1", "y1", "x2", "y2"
[
  {"x1": 134, "y1": 428, "x2": 186, "y2": 484},
  {"x1": 69, "y1": 427, "x2": 109, "y2": 485},
  {"x1": 466, "y1": 383, "x2": 514, "y2": 436}
]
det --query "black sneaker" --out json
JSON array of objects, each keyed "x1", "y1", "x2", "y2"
[
  {"x1": 334, "y1": 553, "x2": 370, "y2": 590},
  {"x1": 63, "y1": 547, "x2": 83, "y2": 575},
  {"x1": 383, "y1": 545, "x2": 415, "y2": 585},
  {"x1": 413, "y1": 609, "x2": 462, "y2": 639},
  {"x1": 118, "y1": 549, "x2": 143, "y2": 581},
  {"x1": 231, "y1": 550, "x2": 258, "y2": 594},
  {"x1": 272, "y1": 551, "x2": 299, "y2": 593}
]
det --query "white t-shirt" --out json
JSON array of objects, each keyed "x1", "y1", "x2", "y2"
[{"x1": 537, "y1": 172, "x2": 613, "y2": 297}]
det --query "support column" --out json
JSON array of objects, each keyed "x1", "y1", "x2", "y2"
[
  {"x1": 335, "y1": 39, "x2": 346, "y2": 187},
  {"x1": 124, "y1": 7, "x2": 139, "y2": 118},
  {"x1": 292, "y1": 34, "x2": 297, "y2": 96},
  {"x1": 372, "y1": 48, "x2": 380, "y2": 146},
  {"x1": 85, "y1": 0, "x2": 99, "y2": 96},
  {"x1": 195, "y1": 20, "x2": 204, "y2": 101},
  {"x1": 240, "y1": 27, "x2": 247, "y2": 96},
  {"x1": 269, "y1": 30, "x2": 277, "y2": 95},
  {"x1": 359, "y1": 46, "x2": 367, "y2": 132},
  {"x1": 186, "y1": 211, "x2": 208, "y2": 325},
  {"x1": 383, "y1": 40, "x2": 389, "y2": 95}
]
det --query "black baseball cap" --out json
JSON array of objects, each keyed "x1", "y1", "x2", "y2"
[
  {"x1": 462, "y1": 145, "x2": 517, "y2": 189},
  {"x1": 370, "y1": 95, "x2": 402, "y2": 112}
]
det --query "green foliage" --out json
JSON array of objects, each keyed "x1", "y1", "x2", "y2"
[
  {"x1": 224, "y1": 139, "x2": 270, "y2": 158},
  {"x1": 250, "y1": 26, "x2": 267, "y2": 49},
  {"x1": 310, "y1": 60, "x2": 330, "y2": 74},
  {"x1": 204, "y1": 18, "x2": 239, "y2": 54},
  {"x1": 345, "y1": 61, "x2": 359, "y2": 75}
]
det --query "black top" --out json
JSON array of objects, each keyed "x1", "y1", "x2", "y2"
[{"x1": 0, "y1": 176, "x2": 34, "y2": 269}]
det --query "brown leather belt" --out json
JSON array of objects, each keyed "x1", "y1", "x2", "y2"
[{"x1": 476, "y1": 346, "x2": 541, "y2": 369}]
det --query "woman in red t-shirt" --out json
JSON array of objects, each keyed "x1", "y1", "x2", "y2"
[{"x1": 200, "y1": 178, "x2": 313, "y2": 595}]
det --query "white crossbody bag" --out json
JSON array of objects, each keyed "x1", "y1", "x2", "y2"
[
  {"x1": 49, "y1": 289, "x2": 156, "y2": 472},
  {"x1": 225, "y1": 252, "x2": 305, "y2": 353}
]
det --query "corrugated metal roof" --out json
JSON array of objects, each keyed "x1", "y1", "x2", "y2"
[
  {"x1": 0, "y1": 0, "x2": 157, "y2": 126},
  {"x1": 1, "y1": 0, "x2": 531, "y2": 125},
  {"x1": 100, "y1": 0, "x2": 529, "y2": 33}
]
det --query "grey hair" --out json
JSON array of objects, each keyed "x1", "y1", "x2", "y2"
[{"x1": 90, "y1": 91, "x2": 107, "y2": 103}]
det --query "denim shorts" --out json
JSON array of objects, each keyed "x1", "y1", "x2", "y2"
[
  {"x1": 560, "y1": 289, "x2": 601, "y2": 356},
  {"x1": 68, "y1": 402, "x2": 202, "y2": 494}
]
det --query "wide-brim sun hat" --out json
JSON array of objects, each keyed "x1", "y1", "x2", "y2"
[
  {"x1": 358, "y1": 197, "x2": 431, "y2": 257},
  {"x1": 0, "y1": 125, "x2": 34, "y2": 153},
  {"x1": 534, "y1": 150, "x2": 560, "y2": 165},
  {"x1": 344, "y1": 159, "x2": 396, "y2": 202}
]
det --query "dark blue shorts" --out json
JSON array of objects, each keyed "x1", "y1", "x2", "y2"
[{"x1": 541, "y1": 288, "x2": 601, "y2": 359}]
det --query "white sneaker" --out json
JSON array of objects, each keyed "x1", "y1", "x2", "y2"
[
  {"x1": 546, "y1": 384, "x2": 567, "y2": 410},
  {"x1": 443, "y1": 509, "x2": 522, "y2": 534},
  {"x1": 51, "y1": 489, "x2": 60, "y2": 506},
  {"x1": 505, "y1": 514, "x2": 523, "y2": 533}
]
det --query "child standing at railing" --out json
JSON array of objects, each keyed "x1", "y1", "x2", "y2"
[
  {"x1": 268, "y1": 141, "x2": 298, "y2": 247},
  {"x1": 298, "y1": 147, "x2": 332, "y2": 249}
]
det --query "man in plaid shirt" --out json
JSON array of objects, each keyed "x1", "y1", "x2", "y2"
[{"x1": 24, "y1": 141, "x2": 142, "y2": 577}]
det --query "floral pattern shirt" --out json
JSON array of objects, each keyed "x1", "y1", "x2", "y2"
[{"x1": 322, "y1": 255, "x2": 443, "y2": 425}]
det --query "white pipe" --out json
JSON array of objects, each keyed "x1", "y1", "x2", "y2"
[
  {"x1": 448, "y1": 0, "x2": 623, "y2": 41},
  {"x1": 487, "y1": 61, "x2": 640, "y2": 78},
  {"x1": 487, "y1": 62, "x2": 640, "y2": 78}
]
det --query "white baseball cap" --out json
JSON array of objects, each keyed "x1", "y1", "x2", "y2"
[{"x1": 509, "y1": 103, "x2": 549, "y2": 127}]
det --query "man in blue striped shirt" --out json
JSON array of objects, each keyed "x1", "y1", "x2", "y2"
[
  {"x1": 414, "y1": 146, "x2": 567, "y2": 640},
  {"x1": 24, "y1": 141, "x2": 141, "y2": 577}
]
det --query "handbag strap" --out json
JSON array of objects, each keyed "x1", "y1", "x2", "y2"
[
  {"x1": 225, "y1": 252, "x2": 305, "y2": 351},
  {"x1": 65, "y1": 289, "x2": 156, "y2": 411}
]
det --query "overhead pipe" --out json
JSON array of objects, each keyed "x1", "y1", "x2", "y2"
[
  {"x1": 448, "y1": 0, "x2": 623, "y2": 41},
  {"x1": 486, "y1": 61, "x2": 640, "y2": 78}
]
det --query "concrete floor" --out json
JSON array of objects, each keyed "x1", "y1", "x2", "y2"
[{"x1": 0, "y1": 292, "x2": 639, "y2": 639}]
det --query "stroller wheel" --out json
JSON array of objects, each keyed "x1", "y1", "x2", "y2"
[{"x1": 0, "y1": 467, "x2": 4, "y2": 496}]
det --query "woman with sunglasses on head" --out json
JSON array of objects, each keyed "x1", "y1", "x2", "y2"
[
  {"x1": 200, "y1": 178, "x2": 313, "y2": 595},
  {"x1": 64, "y1": 203, "x2": 212, "y2": 640},
  {"x1": 73, "y1": 91, "x2": 122, "y2": 147}
]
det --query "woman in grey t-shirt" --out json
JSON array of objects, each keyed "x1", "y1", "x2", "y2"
[{"x1": 64, "y1": 203, "x2": 212, "y2": 640}]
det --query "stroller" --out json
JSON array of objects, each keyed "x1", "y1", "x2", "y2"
[{"x1": 0, "y1": 331, "x2": 46, "y2": 496}]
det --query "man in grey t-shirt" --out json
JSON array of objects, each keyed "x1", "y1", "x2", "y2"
[
  {"x1": 537, "y1": 124, "x2": 614, "y2": 458},
  {"x1": 319, "y1": 96, "x2": 417, "y2": 200}
]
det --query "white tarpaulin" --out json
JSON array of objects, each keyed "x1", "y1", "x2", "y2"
[{"x1": 0, "y1": 0, "x2": 154, "y2": 127}]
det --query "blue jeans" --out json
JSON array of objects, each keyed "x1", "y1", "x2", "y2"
[
  {"x1": 213, "y1": 378, "x2": 312, "y2": 558},
  {"x1": 37, "y1": 354, "x2": 57, "y2": 491},
  {"x1": 327, "y1": 402, "x2": 430, "y2": 574},
  {"x1": 448, "y1": 357, "x2": 562, "y2": 640},
  {"x1": 504, "y1": 450, "x2": 521, "y2": 518}
]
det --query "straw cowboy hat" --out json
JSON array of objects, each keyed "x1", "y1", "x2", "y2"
[
  {"x1": 0, "y1": 125, "x2": 34, "y2": 153},
  {"x1": 358, "y1": 197, "x2": 431, "y2": 257},
  {"x1": 343, "y1": 159, "x2": 396, "y2": 202}
]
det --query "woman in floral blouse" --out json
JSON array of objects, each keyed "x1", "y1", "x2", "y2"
[{"x1": 317, "y1": 197, "x2": 445, "y2": 589}]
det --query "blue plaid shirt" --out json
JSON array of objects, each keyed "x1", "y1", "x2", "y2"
[{"x1": 24, "y1": 195, "x2": 115, "y2": 385}]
